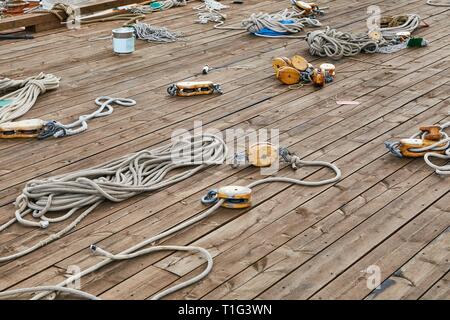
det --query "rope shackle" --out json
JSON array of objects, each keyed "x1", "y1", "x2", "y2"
[
  {"x1": 201, "y1": 186, "x2": 252, "y2": 209},
  {"x1": 167, "y1": 81, "x2": 223, "y2": 97}
]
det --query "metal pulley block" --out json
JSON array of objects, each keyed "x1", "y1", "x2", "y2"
[
  {"x1": 232, "y1": 143, "x2": 279, "y2": 167},
  {"x1": 201, "y1": 185, "x2": 252, "y2": 209},
  {"x1": 167, "y1": 81, "x2": 223, "y2": 97},
  {"x1": 0, "y1": 119, "x2": 66, "y2": 139},
  {"x1": 385, "y1": 125, "x2": 447, "y2": 158}
]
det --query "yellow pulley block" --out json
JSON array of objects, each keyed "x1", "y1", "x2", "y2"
[
  {"x1": 201, "y1": 186, "x2": 252, "y2": 208},
  {"x1": 217, "y1": 186, "x2": 252, "y2": 208},
  {"x1": 397, "y1": 139, "x2": 446, "y2": 158},
  {"x1": 167, "y1": 81, "x2": 223, "y2": 97},
  {"x1": 248, "y1": 143, "x2": 278, "y2": 167},
  {"x1": 276, "y1": 66, "x2": 301, "y2": 85},
  {"x1": 291, "y1": 55, "x2": 309, "y2": 71},
  {"x1": 272, "y1": 57, "x2": 292, "y2": 73},
  {"x1": 0, "y1": 119, "x2": 46, "y2": 139}
]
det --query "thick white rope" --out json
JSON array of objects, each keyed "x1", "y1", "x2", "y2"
[
  {"x1": 51, "y1": 96, "x2": 136, "y2": 137},
  {"x1": 0, "y1": 136, "x2": 342, "y2": 300},
  {"x1": 131, "y1": 22, "x2": 180, "y2": 42},
  {"x1": 306, "y1": 14, "x2": 422, "y2": 59},
  {"x1": 0, "y1": 286, "x2": 100, "y2": 300},
  {"x1": 426, "y1": 0, "x2": 450, "y2": 6},
  {"x1": 0, "y1": 133, "x2": 227, "y2": 263},
  {"x1": 241, "y1": 9, "x2": 321, "y2": 37},
  {"x1": 0, "y1": 73, "x2": 60, "y2": 124},
  {"x1": 194, "y1": 0, "x2": 229, "y2": 25}
]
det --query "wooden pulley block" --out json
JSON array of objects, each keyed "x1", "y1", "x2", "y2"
[
  {"x1": 420, "y1": 125, "x2": 442, "y2": 141},
  {"x1": 276, "y1": 66, "x2": 301, "y2": 85},
  {"x1": 291, "y1": 55, "x2": 309, "y2": 71},
  {"x1": 272, "y1": 57, "x2": 292, "y2": 73},
  {"x1": 0, "y1": 119, "x2": 46, "y2": 139},
  {"x1": 248, "y1": 143, "x2": 278, "y2": 167}
]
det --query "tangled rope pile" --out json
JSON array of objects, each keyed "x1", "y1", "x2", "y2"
[
  {"x1": 306, "y1": 14, "x2": 423, "y2": 59},
  {"x1": 241, "y1": 9, "x2": 321, "y2": 37},
  {"x1": 130, "y1": 0, "x2": 187, "y2": 14},
  {"x1": 0, "y1": 131, "x2": 343, "y2": 299},
  {"x1": 0, "y1": 73, "x2": 60, "y2": 124},
  {"x1": 131, "y1": 22, "x2": 180, "y2": 43},
  {"x1": 379, "y1": 14, "x2": 421, "y2": 39},
  {"x1": 194, "y1": 0, "x2": 229, "y2": 25},
  {"x1": 306, "y1": 27, "x2": 379, "y2": 59}
]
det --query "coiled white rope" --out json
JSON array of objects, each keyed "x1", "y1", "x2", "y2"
[
  {"x1": 0, "y1": 133, "x2": 227, "y2": 262},
  {"x1": 131, "y1": 22, "x2": 180, "y2": 42},
  {"x1": 194, "y1": 0, "x2": 229, "y2": 25},
  {"x1": 0, "y1": 286, "x2": 100, "y2": 300},
  {"x1": 306, "y1": 14, "x2": 422, "y2": 59},
  {"x1": 241, "y1": 9, "x2": 321, "y2": 37},
  {"x1": 130, "y1": 0, "x2": 187, "y2": 14},
  {"x1": 0, "y1": 135, "x2": 343, "y2": 300},
  {"x1": 379, "y1": 14, "x2": 421, "y2": 39},
  {"x1": 426, "y1": 0, "x2": 450, "y2": 6},
  {"x1": 306, "y1": 27, "x2": 379, "y2": 59},
  {"x1": 0, "y1": 73, "x2": 60, "y2": 124}
]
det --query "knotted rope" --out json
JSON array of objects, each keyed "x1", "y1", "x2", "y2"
[
  {"x1": 0, "y1": 73, "x2": 60, "y2": 124},
  {"x1": 41, "y1": 96, "x2": 136, "y2": 139},
  {"x1": 130, "y1": 0, "x2": 187, "y2": 14},
  {"x1": 130, "y1": 22, "x2": 180, "y2": 43}
]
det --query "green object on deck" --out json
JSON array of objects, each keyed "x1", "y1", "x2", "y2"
[
  {"x1": 150, "y1": 2, "x2": 163, "y2": 9},
  {"x1": 407, "y1": 37, "x2": 428, "y2": 48},
  {"x1": 0, "y1": 99, "x2": 13, "y2": 108}
]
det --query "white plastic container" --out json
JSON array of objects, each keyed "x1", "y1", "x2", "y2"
[{"x1": 112, "y1": 27, "x2": 135, "y2": 54}]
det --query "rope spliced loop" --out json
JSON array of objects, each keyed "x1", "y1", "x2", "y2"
[{"x1": 385, "y1": 121, "x2": 450, "y2": 175}]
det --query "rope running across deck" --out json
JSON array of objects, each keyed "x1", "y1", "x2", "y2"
[{"x1": 0, "y1": 134, "x2": 342, "y2": 300}]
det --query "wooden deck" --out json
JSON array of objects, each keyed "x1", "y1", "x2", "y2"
[{"x1": 0, "y1": 0, "x2": 449, "y2": 300}]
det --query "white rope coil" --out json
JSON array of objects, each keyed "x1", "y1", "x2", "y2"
[
  {"x1": 0, "y1": 73, "x2": 60, "y2": 124},
  {"x1": 0, "y1": 133, "x2": 227, "y2": 263},
  {"x1": 194, "y1": 0, "x2": 228, "y2": 25},
  {"x1": 241, "y1": 9, "x2": 321, "y2": 37},
  {"x1": 131, "y1": 22, "x2": 180, "y2": 42},
  {"x1": 306, "y1": 27, "x2": 379, "y2": 59},
  {"x1": 306, "y1": 14, "x2": 422, "y2": 59}
]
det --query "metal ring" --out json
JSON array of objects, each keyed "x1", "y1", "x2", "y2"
[{"x1": 201, "y1": 189, "x2": 218, "y2": 205}]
